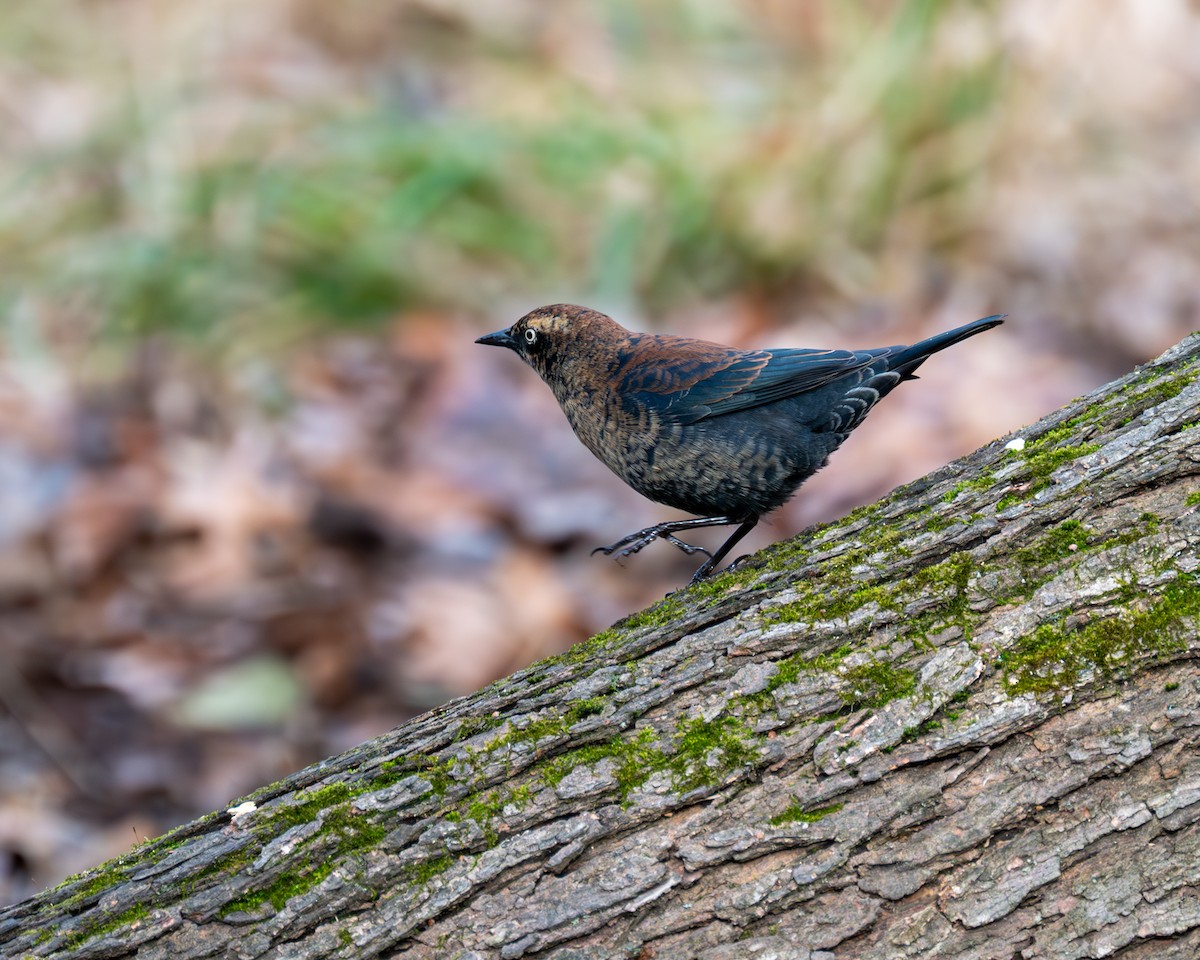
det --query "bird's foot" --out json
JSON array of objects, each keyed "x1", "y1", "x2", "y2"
[
  {"x1": 663, "y1": 534, "x2": 712, "y2": 558},
  {"x1": 687, "y1": 519, "x2": 761, "y2": 584},
  {"x1": 591, "y1": 529, "x2": 659, "y2": 560},
  {"x1": 592, "y1": 516, "x2": 755, "y2": 585},
  {"x1": 689, "y1": 557, "x2": 719, "y2": 584},
  {"x1": 690, "y1": 552, "x2": 753, "y2": 584},
  {"x1": 591, "y1": 524, "x2": 714, "y2": 562}
]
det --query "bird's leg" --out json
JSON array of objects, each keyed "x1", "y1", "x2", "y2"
[
  {"x1": 663, "y1": 534, "x2": 712, "y2": 558},
  {"x1": 591, "y1": 516, "x2": 744, "y2": 562},
  {"x1": 689, "y1": 517, "x2": 759, "y2": 583}
]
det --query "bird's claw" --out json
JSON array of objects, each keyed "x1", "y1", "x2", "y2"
[
  {"x1": 663, "y1": 535, "x2": 711, "y2": 558},
  {"x1": 593, "y1": 515, "x2": 756, "y2": 583},
  {"x1": 591, "y1": 534, "x2": 656, "y2": 559},
  {"x1": 689, "y1": 558, "x2": 720, "y2": 584},
  {"x1": 592, "y1": 528, "x2": 712, "y2": 562}
]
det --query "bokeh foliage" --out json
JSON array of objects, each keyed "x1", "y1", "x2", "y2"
[{"x1": 0, "y1": 0, "x2": 1005, "y2": 364}]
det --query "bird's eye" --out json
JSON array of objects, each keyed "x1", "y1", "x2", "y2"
[{"x1": 524, "y1": 328, "x2": 538, "y2": 345}]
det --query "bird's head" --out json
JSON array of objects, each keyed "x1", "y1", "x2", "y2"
[{"x1": 476, "y1": 304, "x2": 625, "y2": 385}]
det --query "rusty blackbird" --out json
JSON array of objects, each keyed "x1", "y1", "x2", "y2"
[{"x1": 477, "y1": 305, "x2": 1004, "y2": 583}]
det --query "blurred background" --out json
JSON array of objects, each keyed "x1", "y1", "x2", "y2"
[{"x1": 1, "y1": 0, "x2": 1198, "y2": 905}]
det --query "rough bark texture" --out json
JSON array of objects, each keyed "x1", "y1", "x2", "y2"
[{"x1": 2, "y1": 334, "x2": 1199, "y2": 960}]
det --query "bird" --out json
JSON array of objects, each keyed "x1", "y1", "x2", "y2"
[{"x1": 477, "y1": 305, "x2": 1004, "y2": 584}]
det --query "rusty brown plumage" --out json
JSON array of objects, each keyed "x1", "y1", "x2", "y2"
[{"x1": 477, "y1": 304, "x2": 1004, "y2": 583}]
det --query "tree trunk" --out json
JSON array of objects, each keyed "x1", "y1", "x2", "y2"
[{"x1": 3, "y1": 334, "x2": 1199, "y2": 960}]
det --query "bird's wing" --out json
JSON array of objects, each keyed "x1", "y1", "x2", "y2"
[{"x1": 619, "y1": 335, "x2": 879, "y2": 424}]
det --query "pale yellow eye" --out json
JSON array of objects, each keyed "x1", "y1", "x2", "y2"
[{"x1": 524, "y1": 328, "x2": 537, "y2": 345}]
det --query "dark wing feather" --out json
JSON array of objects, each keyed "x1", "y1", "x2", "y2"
[{"x1": 617, "y1": 334, "x2": 878, "y2": 425}]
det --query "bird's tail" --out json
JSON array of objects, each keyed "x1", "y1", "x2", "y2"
[{"x1": 889, "y1": 314, "x2": 1006, "y2": 378}]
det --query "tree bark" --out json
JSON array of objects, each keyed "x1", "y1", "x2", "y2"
[{"x1": 2, "y1": 334, "x2": 1199, "y2": 960}]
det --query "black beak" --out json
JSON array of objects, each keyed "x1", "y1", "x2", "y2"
[{"x1": 476, "y1": 328, "x2": 518, "y2": 350}]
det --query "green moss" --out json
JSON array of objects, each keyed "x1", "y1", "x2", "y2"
[
  {"x1": 1027, "y1": 415, "x2": 1091, "y2": 451},
  {"x1": 1025, "y1": 442, "x2": 1101, "y2": 487},
  {"x1": 368, "y1": 758, "x2": 409, "y2": 789},
  {"x1": 381, "y1": 753, "x2": 455, "y2": 796},
  {"x1": 1001, "y1": 574, "x2": 1198, "y2": 695},
  {"x1": 259, "y1": 783, "x2": 357, "y2": 832},
  {"x1": 762, "y1": 537, "x2": 814, "y2": 574},
  {"x1": 914, "y1": 551, "x2": 974, "y2": 591},
  {"x1": 220, "y1": 791, "x2": 389, "y2": 917},
  {"x1": 841, "y1": 503, "x2": 875, "y2": 525},
  {"x1": 54, "y1": 870, "x2": 125, "y2": 913},
  {"x1": 460, "y1": 783, "x2": 534, "y2": 845},
  {"x1": 996, "y1": 419, "x2": 1104, "y2": 507},
  {"x1": 1165, "y1": 681, "x2": 1181, "y2": 692},
  {"x1": 540, "y1": 728, "x2": 660, "y2": 795},
  {"x1": 539, "y1": 714, "x2": 759, "y2": 799},
  {"x1": 925, "y1": 513, "x2": 956, "y2": 533},
  {"x1": 1013, "y1": 520, "x2": 1093, "y2": 572},
  {"x1": 620, "y1": 597, "x2": 686, "y2": 630},
  {"x1": 905, "y1": 551, "x2": 976, "y2": 637},
  {"x1": 570, "y1": 697, "x2": 606, "y2": 721},
  {"x1": 178, "y1": 843, "x2": 256, "y2": 902},
  {"x1": 667, "y1": 715, "x2": 757, "y2": 792},
  {"x1": 1133, "y1": 370, "x2": 1197, "y2": 406},
  {"x1": 687, "y1": 561, "x2": 770, "y2": 602},
  {"x1": 488, "y1": 696, "x2": 608, "y2": 752},
  {"x1": 560, "y1": 627, "x2": 625, "y2": 664},
  {"x1": 823, "y1": 584, "x2": 898, "y2": 620},
  {"x1": 838, "y1": 661, "x2": 917, "y2": 710},
  {"x1": 464, "y1": 794, "x2": 501, "y2": 825},
  {"x1": 767, "y1": 547, "x2": 978, "y2": 650},
  {"x1": 466, "y1": 698, "x2": 621, "y2": 786},
  {"x1": 760, "y1": 617, "x2": 926, "y2": 713},
  {"x1": 942, "y1": 473, "x2": 995, "y2": 503},
  {"x1": 811, "y1": 644, "x2": 855, "y2": 672},
  {"x1": 63, "y1": 903, "x2": 150, "y2": 950},
  {"x1": 407, "y1": 853, "x2": 456, "y2": 886},
  {"x1": 757, "y1": 643, "x2": 852, "y2": 700},
  {"x1": 762, "y1": 544, "x2": 884, "y2": 625},
  {"x1": 861, "y1": 525, "x2": 908, "y2": 556},
  {"x1": 768, "y1": 801, "x2": 844, "y2": 826},
  {"x1": 756, "y1": 552, "x2": 976, "y2": 713},
  {"x1": 581, "y1": 628, "x2": 620, "y2": 649},
  {"x1": 1094, "y1": 513, "x2": 1161, "y2": 553},
  {"x1": 1185, "y1": 491, "x2": 1200, "y2": 507},
  {"x1": 456, "y1": 713, "x2": 506, "y2": 739},
  {"x1": 320, "y1": 804, "x2": 388, "y2": 849},
  {"x1": 899, "y1": 714, "x2": 944, "y2": 743},
  {"x1": 223, "y1": 865, "x2": 333, "y2": 915}
]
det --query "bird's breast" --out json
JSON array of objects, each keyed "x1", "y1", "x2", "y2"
[{"x1": 557, "y1": 387, "x2": 660, "y2": 471}]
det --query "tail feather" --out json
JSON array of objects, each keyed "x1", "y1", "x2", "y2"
[{"x1": 889, "y1": 314, "x2": 1005, "y2": 378}]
